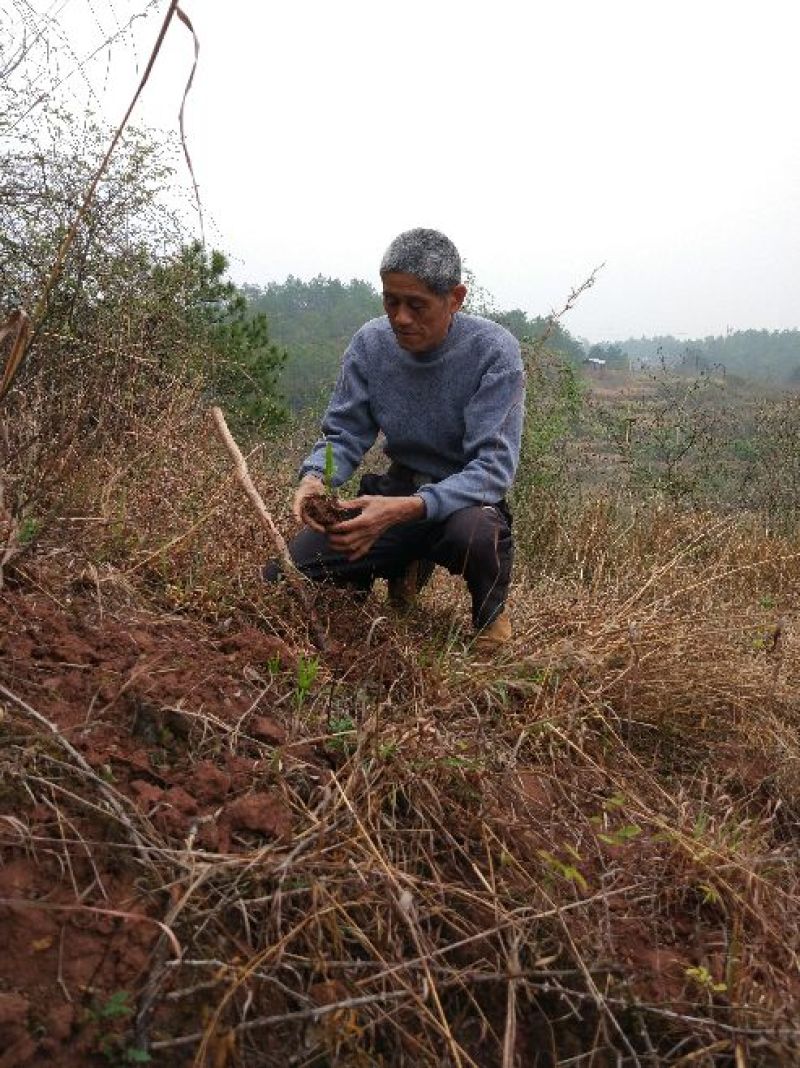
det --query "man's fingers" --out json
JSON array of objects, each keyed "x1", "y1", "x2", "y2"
[
  {"x1": 293, "y1": 483, "x2": 325, "y2": 526},
  {"x1": 325, "y1": 493, "x2": 388, "y2": 557},
  {"x1": 328, "y1": 529, "x2": 374, "y2": 556},
  {"x1": 344, "y1": 541, "x2": 372, "y2": 561},
  {"x1": 296, "y1": 499, "x2": 326, "y2": 532},
  {"x1": 328, "y1": 515, "x2": 367, "y2": 534}
]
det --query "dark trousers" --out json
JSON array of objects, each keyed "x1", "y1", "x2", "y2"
[{"x1": 265, "y1": 467, "x2": 514, "y2": 629}]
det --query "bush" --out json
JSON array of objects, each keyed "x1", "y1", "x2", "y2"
[{"x1": 0, "y1": 111, "x2": 285, "y2": 533}]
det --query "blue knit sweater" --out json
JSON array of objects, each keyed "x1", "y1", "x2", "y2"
[{"x1": 300, "y1": 313, "x2": 525, "y2": 522}]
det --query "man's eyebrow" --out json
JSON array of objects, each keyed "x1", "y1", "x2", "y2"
[{"x1": 382, "y1": 290, "x2": 428, "y2": 301}]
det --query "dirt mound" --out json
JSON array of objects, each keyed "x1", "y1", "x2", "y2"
[
  {"x1": 0, "y1": 584, "x2": 316, "y2": 1066},
  {"x1": 3, "y1": 561, "x2": 800, "y2": 1065}
]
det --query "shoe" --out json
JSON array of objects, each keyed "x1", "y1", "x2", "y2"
[
  {"x1": 388, "y1": 559, "x2": 432, "y2": 610},
  {"x1": 472, "y1": 610, "x2": 513, "y2": 654}
]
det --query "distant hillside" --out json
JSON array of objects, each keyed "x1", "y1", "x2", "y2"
[
  {"x1": 243, "y1": 276, "x2": 382, "y2": 409},
  {"x1": 618, "y1": 329, "x2": 800, "y2": 381},
  {"x1": 244, "y1": 276, "x2": 586, "y2": 409}
]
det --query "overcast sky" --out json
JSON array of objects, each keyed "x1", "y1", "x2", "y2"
[{"x1": 8, "y1": 0, "x2": 800, "y2": 341}]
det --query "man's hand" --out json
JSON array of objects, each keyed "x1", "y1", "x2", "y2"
[
  {"x1": 327, "y1": 495, "x2": 425, "y2": 560},
  {"x1": 293, "y1": 474, "x2": 327, "y2": 532}
]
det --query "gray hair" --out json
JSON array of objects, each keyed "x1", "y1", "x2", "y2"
[{"x1": 380, "y1": 228, "x2": 461, "y2": 294}]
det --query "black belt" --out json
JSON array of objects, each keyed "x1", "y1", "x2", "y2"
[{"x1": 386, "y1": 461, "x2": 436, "y2": 490}]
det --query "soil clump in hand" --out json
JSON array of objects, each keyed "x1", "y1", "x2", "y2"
[{"x1": 302, "y1": 494, "x2": 359, "y2": 530}]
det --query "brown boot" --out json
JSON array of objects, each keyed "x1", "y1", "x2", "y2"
[{"x1": 472, "y1": 610, "x2": 513, "y2": 654}]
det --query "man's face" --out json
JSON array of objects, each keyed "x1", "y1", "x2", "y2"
[{"x1": 382, "y1": 272, "x2": 467, "y2": 354}]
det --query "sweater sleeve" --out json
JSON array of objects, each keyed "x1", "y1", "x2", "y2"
[
  {"x1": 299, "y1": 333, "x2": 379, "y2": 486},
  {"x1": 415, "y1": 365, "x2": 525, "y2": 522}
]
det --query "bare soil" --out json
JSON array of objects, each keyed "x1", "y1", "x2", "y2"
[
  {"x1": 2, "y1": 534, "x2": 799, "y2": 1064},
  {"x1": 0, "y1": 582, "x2": 309, "y2": 1066}
]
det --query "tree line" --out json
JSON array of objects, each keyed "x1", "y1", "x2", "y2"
[
  {"x1": 604, "y1": 330, "x2": 800, "y2": 381},
  {"x1": 244, "y1": 276, "x2": 586, "y2": 409}
]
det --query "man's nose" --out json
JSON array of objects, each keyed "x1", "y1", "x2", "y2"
[{"x1": 393, "y1": 303, "x2": 413, "y2": 326}]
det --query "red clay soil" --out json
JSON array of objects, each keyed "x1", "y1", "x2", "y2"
[
  {"x1": 5, "y1": 572, "x2": 795, "y2": 1064},
  {"x1": 0, "y1": 581, "x2": 308, "y2": 1067}
]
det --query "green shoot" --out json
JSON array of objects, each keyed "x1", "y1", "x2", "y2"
[
  {"x1": 18, "y1": 516, "x2": 41, "y2": 545},
  {"x1": 295, "y1": 654, "x2": 319, "y2": 709},
  {"x1": 323, "y1": 440, "x2": 335, "y2": 494}
]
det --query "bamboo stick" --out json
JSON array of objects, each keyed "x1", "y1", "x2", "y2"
[{"x1": 210, "y1": 406, "x2": 330, "y2": 653}]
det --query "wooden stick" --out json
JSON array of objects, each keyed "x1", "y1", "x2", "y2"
[
  {"x1": 0, "y1": 308, "x2": 31, "y2": 402},
  {"x1": 0, "y1": 476, "x2": 20, "y2": 591},
  {"x1": 210, "y1": 406, "x2": 330, "y2": 653}
]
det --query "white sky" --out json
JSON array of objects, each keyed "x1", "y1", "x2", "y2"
[{"x1": 6, "y1": 0, "x2": 800, "y2": 341}]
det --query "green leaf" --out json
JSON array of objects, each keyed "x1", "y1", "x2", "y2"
[
  {"x1": 616, "y1": 823, "x2": 642, "y2": 839},
  {"x1": 561, "y1": 865, "x2": 589, "y2": 892},
  {"x1": 125, "y1": 1049, "x2": 152, "y2": 1064},
  {"x1": 18, "y1": 516, "x2": 41, "y2": 545},
  {"x1": 98, "y1": 991, "x2": 132, "y2": 1019}
]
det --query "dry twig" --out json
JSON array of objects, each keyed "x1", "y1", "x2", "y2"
[{"x1": 210, "y1": 405, "x2": 331, "y2": 652}]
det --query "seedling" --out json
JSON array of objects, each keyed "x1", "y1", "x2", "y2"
[
  {"x1": 327, "y1": 713, "x2": 357, "y2": 754},
  {"x1": 93, "y1": 991, "x2": 132, "y2": 1020},
  {"x1": 537, "y1": 849, "x2": 589, "y2": 892},
  {"x1": 698, "y1": 882, "x2": 721, "y2": 906},
  {"x1": 18, "y1": 515, "x2": 41, "y2": 545},
  {"x1": 85, "y1": 992, "x2": 152, "y2": 1065},
  {"x1": 301, "y1": 440, "x2": 353, "y2": 530},
  {"x1": 294, "y1": 654, "x2": 319, "y2": 710},
  {"x1": 323, "y1": 440, "x2": 335, "y2": 494},
  {"x1": 685, "y1": 965, "x2": 727, "y2": 994},
  {"x1": 597, "y1": 823, "x2": 642, "y2": 847}
]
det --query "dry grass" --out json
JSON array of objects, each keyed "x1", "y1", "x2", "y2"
[
  {"x1": 3, "y1": 17, "x2": 799, "y2": 1055},
  {"x1": 2, "y1": 387, "x2": 800, "y2": 1066}
]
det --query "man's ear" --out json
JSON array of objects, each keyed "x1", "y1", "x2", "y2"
[{"x1": 450, "y1": 283, "x2": 467, "y2": 313}]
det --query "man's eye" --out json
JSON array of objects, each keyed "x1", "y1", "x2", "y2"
[{"x1": 409, "y1": 302, "x2": 424, "y2": 311}]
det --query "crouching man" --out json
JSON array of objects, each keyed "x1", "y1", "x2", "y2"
[{"x1": 266, "y1": 228, "x2": 526, "y2": 653}]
